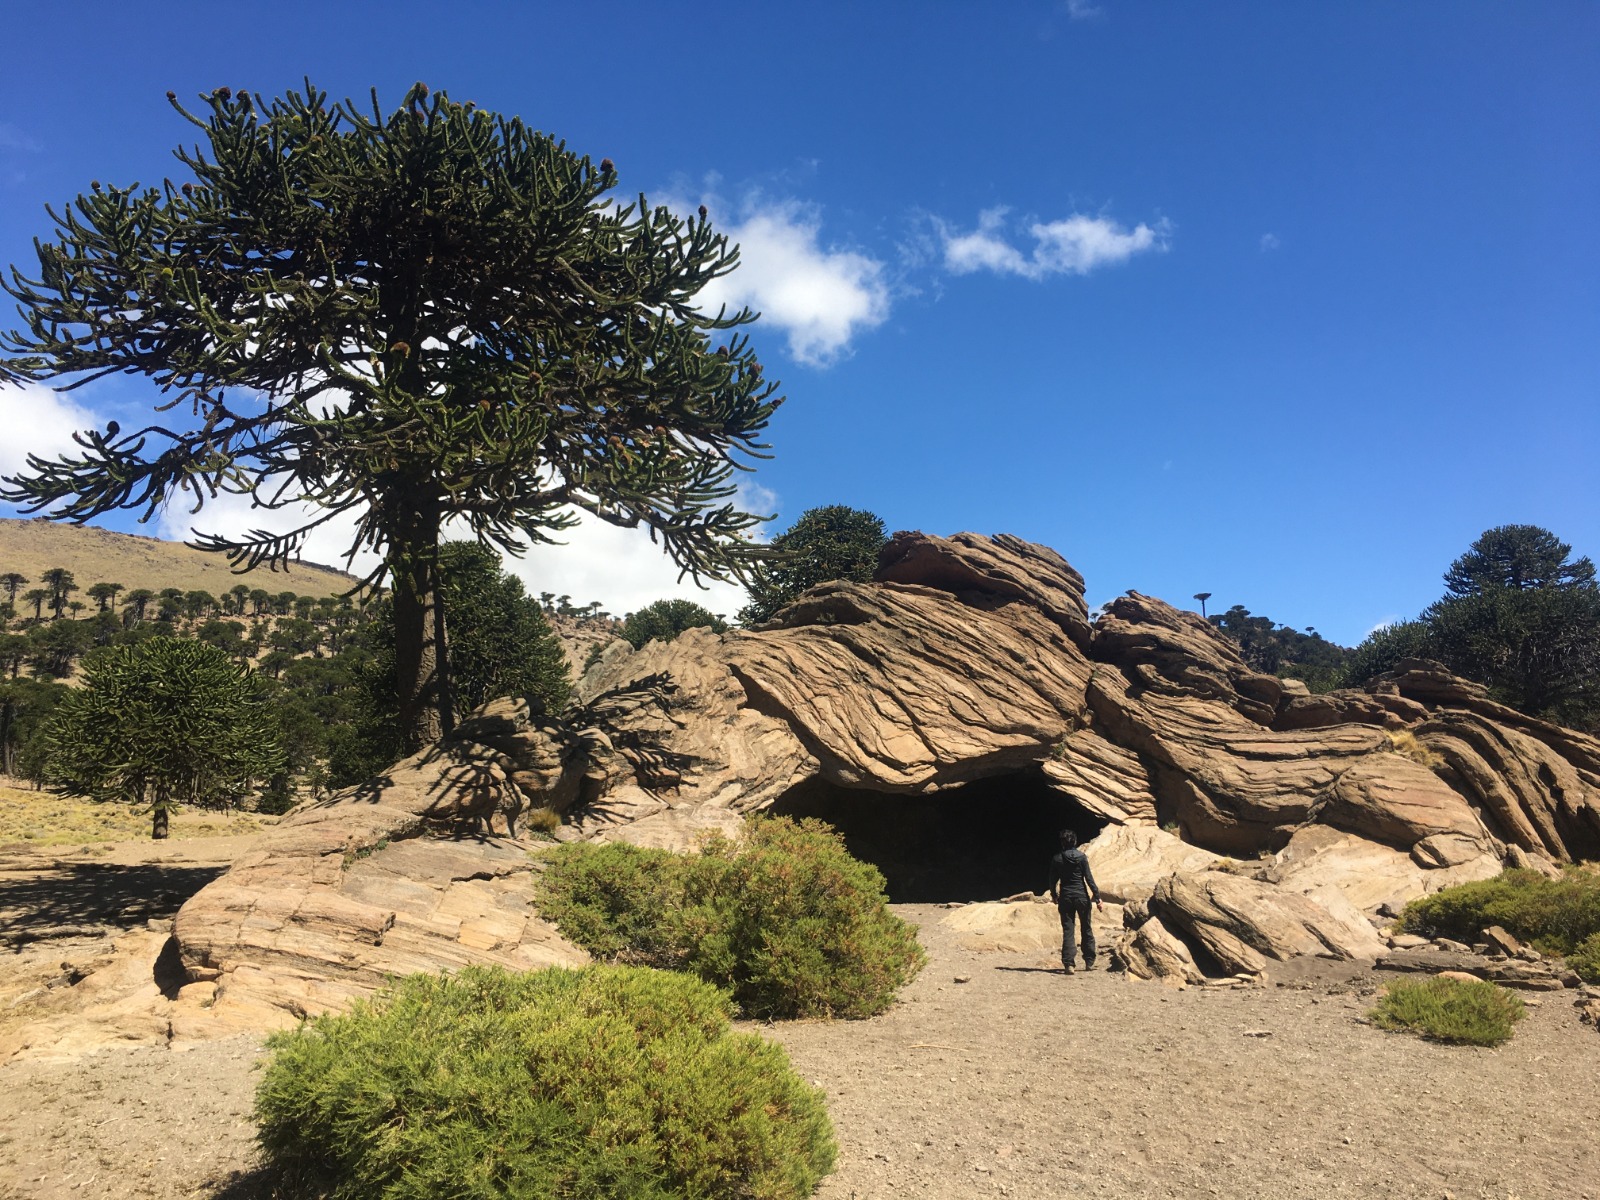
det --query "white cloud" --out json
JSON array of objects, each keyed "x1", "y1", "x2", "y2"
[
  {"x1": 498, "y1": 516, "x2": 751, "y2": 621},
  {"x1": 0, "y1": 376, "x2": 773, "y2": 616},
  {"x1": 156, "y1": 486, "x2": 383, "y2": 582},
  {"x1": 160, "y1": 475, "x2": 778, "y2": 621},
  {"x1": 499, "y1": 478, "x2": 776, "y2": 620},
  {"x1": 691, "y1": 197, "x2": 891, "y2": 367},
  {"x1": 1064, "y1": 0, "x2": 1104, "y2": 20},
  {"x1": 1364, "y1": 615, "x2": 1402, "y2": 638},
  {"x1": 0, "y1": 383, "x2": 104, "y2": 485},
  {"x1": 940, "y1": 206, "x2": 1169, "y2": 280},
  {"x1": 1259, "y1": 232, "x2": 1281, "y2": 252}
]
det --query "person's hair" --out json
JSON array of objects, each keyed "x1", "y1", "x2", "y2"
[{"x1": 1058, "y1": 829, "x2": 1078, "y2": 848}]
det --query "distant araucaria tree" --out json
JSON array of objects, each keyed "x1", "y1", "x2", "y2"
[
  {"x1": 42, "y1": 638, "x2": 283, "y2": 838},
  {"x1": 0, "y1": 82, "x2": 780, "y2": 751}
]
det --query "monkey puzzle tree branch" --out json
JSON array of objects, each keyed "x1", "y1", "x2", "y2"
[{"x1": 1, "y1": 80, "x2": 782, "y2": 748}]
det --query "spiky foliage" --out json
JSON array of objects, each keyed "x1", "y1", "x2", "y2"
[
  {"x1": 1444, "y1": 524, "x2": 1596, "y2": 597},
  {"x1": 620, "y1": 597, "x2": 727, "y2": 649},
  {"x1": 739, "y1": 505, "x2": 887, "y2": 625},
  {"x1": 1, "y1": 82, "x2": 781, "y2": 749},
  {"x1": 41, "y1": 638, "x2": 283, "y2": 837}
]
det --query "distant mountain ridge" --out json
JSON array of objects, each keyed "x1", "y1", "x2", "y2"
[{"x1": 0, "y1": 517, "x2": 360, "y2": 600}]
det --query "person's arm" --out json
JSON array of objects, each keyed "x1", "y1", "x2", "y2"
[
  {"x1": 1084, "y1": 856, "x2": 1104, "y2": 910},
  {"x1": 1046, "y1": 856, "x2": 1060, "y2": 904}
]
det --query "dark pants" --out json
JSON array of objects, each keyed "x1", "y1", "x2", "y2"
[{"x1": 1059, "y1": 899, "x2": 1095, "y2": 968}]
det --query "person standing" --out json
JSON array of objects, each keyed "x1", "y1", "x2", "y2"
[{"x1": 1047, "y1": 829, "x2": 1103, "y2": 974}]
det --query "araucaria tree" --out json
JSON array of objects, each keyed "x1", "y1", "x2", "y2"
[
  {"x1": 738, "y1": 505, "x2": 887, "y2": 625},
  {"x1": 43, "y1": 639, "x2": 283, "y2": 838},
  {"x1": 1, "y1": 83, "x2": 781, "y2": 751}
]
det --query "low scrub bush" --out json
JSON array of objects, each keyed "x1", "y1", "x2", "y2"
[
  {"x1": 1398, "y1": 867, "x2": 1600, "y2": 956},
  {"x1": 1569, "y1": 932, "x2": 1600, "y2": 984},
  {"x1": 535, "y1": 816, "x2": 926, "y2": 1018},
  {"x1": 1369, "y1": 976, "x2": 1524, "y2": 1046},
  {"x1": 254, "y1": 965, "x2": 835, "y2": 1200},
  {"x1": 535, "y1": 839, "x2": 691, "y2": 964}
]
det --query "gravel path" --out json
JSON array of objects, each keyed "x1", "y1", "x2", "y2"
[{"x1": 1, "y1": 904, "x2": 1597, "y2": 1200}]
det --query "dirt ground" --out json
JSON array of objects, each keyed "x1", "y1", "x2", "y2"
[{"x1": 1, "y1": 896, "x2": 1597, "y2": 1200}]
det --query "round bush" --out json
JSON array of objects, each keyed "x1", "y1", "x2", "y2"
[
  {"x1": 254, "y1": 965, "x2": 836, "y2": 1200},
  {"x1": 680, "y1": 817, "x2": 927, "y2": 1019},
  {"x1": 535, "y1": 816, "x2": 926, "y2": 1019}
]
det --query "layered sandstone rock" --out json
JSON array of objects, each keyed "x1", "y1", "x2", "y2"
[
  {"x1": 152, "y1": 528, "x2": 1600, "y2": 1023},
  {"x1": 1147, "y1": 871, "x2": 1388, "y2": 975},
  {"x1": 170, "y1": 744, "x2": 587, "y2": 1031}
]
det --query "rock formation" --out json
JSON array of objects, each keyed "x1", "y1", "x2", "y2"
[{"x1": 157, "y1": 529, "x2": 1600, "y2": 1018}]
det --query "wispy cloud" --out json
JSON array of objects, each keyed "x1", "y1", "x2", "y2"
[
  {"x1": 1259, "y1": 232, "x2": 1281, "y2": 252},
  {"x1": 683, "y1": 193, "x2": 892, "y2": 367},
  {"x1": 0, "y1": 383, "x2": 102, "y2": 491},
  {"x1": 1063, "y1": 0, "x2": 1105, "y2": 20},
  {"x1": 939, "y1": 206, "x2": 1169, "y2": 280},
  {"x1": 0, "y1": 124, "x2": 41, "y2": 153}
]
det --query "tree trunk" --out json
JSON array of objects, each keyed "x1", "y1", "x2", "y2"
[
  {"x1": 151, "y1": 786, "x2": 170, "y2": 840},
  {"x1": 391, "y1": 503, "x2": 455, "y2": 754}
]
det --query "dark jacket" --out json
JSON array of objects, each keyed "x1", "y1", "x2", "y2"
[{"x1": 1048, "y1": 847, "x2": 1100, "y2": 904}]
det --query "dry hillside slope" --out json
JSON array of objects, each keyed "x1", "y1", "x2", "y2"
[{"x1": 0, "y1": 517, "x2": 358, "y2": 600}]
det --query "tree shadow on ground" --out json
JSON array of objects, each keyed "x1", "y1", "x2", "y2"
[{"x1": 0, "y1": 862, "x2": 224, "y2": 947}]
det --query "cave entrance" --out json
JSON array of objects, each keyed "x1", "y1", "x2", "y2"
[{"x1": 767, "y1": 770, "x2": 1108, "y2": 903}]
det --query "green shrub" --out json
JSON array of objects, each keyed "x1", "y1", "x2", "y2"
[
  {"x1": 1569, "y1": 931, "x2": 1600, "y2": 983},
  {"x1": 1369, "y1": 976, "x2": 1525, "y2": 1046},
  {"x1": 254, "y1": 965, "x2": 835, "y2": 1200},
  {"x1": 680, "y1": 817, "x2": 928, "y2": 1019},
  {"x1": 535, "y1": 839, "x2": 690, "y2": 964},
  {"x1": 1398, "y1": 867, "x2": 1600, "y2": 955},
  {"x1": 535, "y1": 816, "x2": 926, "y2": 1019}
]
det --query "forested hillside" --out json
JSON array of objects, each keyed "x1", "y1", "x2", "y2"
[{"x1": 0, "y1": 528, "x2": 589, "y2": 803}]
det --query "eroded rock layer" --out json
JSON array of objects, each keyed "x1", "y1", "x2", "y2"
[{"x1": 158, "y1": 529, "x2": 1600, "y2": 1024}]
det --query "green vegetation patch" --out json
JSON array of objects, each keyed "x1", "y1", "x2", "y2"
[
  {"x1": 1369, "y1": 976, "x2": 1525, "y2": 1047},
  {"x1": 535, "y1": 816, "x2": 926, "y2": 1019},
  {"x1": 1399, "y1": 867, "x2": 1600, "y2": 958},
  {"x1": 255, "y1": 965, "x2": 835, "y2": 1200},
  {"x1": 1567, "y1": 932, "x2": 1600, "y2": 984}
]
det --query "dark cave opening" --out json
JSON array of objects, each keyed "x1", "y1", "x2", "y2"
[{"x1": 767, "y1": 770, "x2": 1110, "y2": 903}]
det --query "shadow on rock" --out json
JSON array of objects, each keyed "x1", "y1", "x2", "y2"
[{"x1": 0, "y1": 862, "x2": 225, "y2": 946}]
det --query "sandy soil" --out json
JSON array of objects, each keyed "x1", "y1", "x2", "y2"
[{"x1": 1, "y1": 902, "x2": 1597, "y2": 1200}]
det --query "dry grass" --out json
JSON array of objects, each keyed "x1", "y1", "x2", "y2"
[
  {"x1": 0, "y1": 782, "x2": 262, "y2": 847},
  {"x1": 1386, "y1": 728, "x2": 1444, "y2": 768},
  {"x1": 0, "y1": 516, "x2": 357, "y2": 602}
]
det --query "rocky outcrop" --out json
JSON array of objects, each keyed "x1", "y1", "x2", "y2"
[
  {"x1": 1117, "y1": 916, "x2": 1207, "y2": 986},
  {"x1": 159, "y1": 529, "x2": 1600, "y2": 1020},
  {"x1": 1041, "y1": 733, "x2": 1158, "y2": 826},
  {"x1": 727, "y1": 579, "x2": 1090, "y2": 791},
  {"x1": 1079, "y1": 824, "x2": 1221, "y2": 903},
  {"x1": 169, "y1": 744, "x2": 587, "y2": 1030},
  {"x1": 1147, "y1": 871, "x2": 1388, "y2": 975}
]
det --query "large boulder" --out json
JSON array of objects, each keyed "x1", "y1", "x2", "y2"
[
  {"x1": 1148, "y1": 871, "x2": 1388, "y2": 975},
  {"x1": 1115, "y1": 916, "x2": 1207, "y2": 987},
  {"x1": 1257, "y1": 825, "x2": 1501, "y2": 914},
  {"x1": 172, "y1": 744, "x2": 587, "y2": 1030},
  {"x1": 727, "y1": 579, "x2": 1090, "y2": 791},
  {"x1": 1079, "y1": 824, "x2": 1221, "y2": 903}
]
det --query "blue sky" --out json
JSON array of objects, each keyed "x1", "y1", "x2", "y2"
[{"x1": 1, "y1": 2, "x2": 1596, "y2": 643}]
